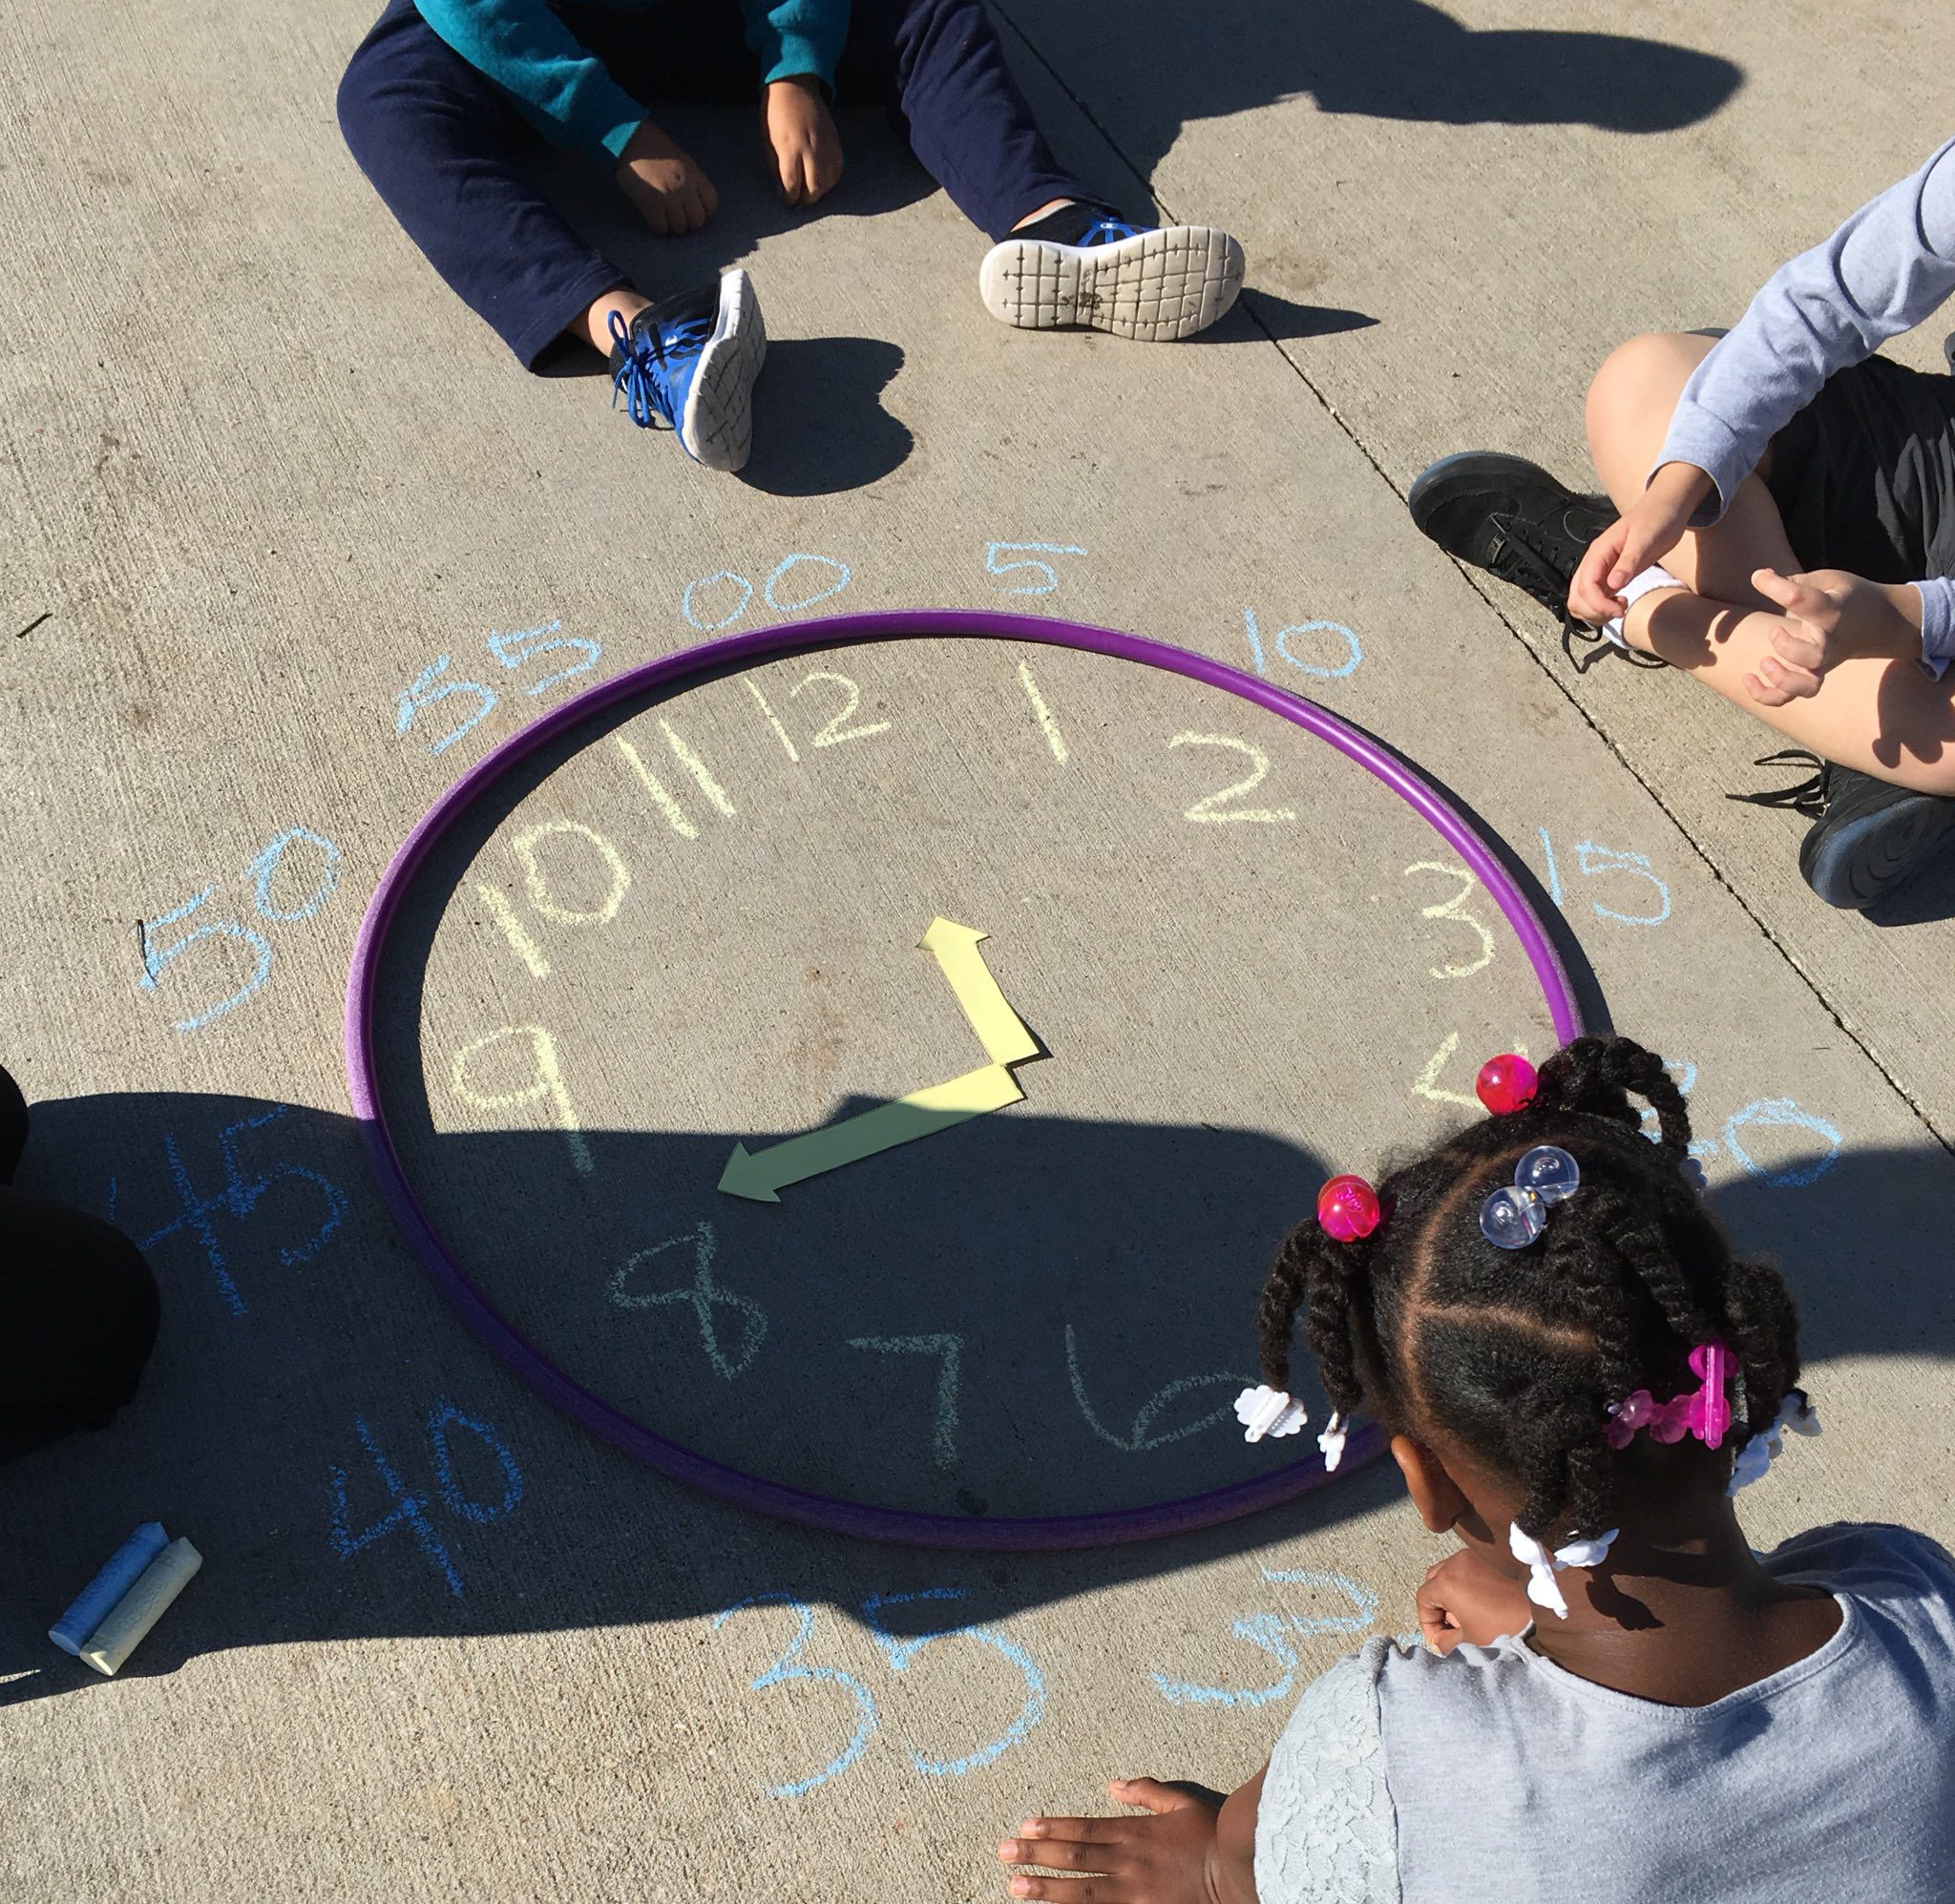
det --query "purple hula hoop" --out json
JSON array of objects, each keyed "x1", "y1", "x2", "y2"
[{"x1": 346, "y1": 610, "x2": 1584, "y2": 1550}]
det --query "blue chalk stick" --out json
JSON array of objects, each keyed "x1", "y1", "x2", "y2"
[{"x1": 50, "y1": 1523, "x2": 169, "y2": 1655}]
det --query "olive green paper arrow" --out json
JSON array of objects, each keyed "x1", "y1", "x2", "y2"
[
  {"x1": 718, "y1": 1062, "x2": 1024, "y2": 1203},
  {"x1": 718, "y1": 918, "x2": 1040, "y2": 1203}
]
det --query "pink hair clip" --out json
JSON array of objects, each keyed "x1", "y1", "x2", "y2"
[
  {"x1": 1606, "y1": 1340, "x2": 1733, "y2": 1451},
  {"x1": 1316, "y1": 1174, "x2": 1381, "y2": 1243}
]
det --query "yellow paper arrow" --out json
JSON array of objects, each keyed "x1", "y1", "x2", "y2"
[
  {"x1": 718, "y1": 1063, "x2": 1024, "y2": 1203},
  {"x1": 919, "y1": 917, "x2": 1040, "y2": 1066}
]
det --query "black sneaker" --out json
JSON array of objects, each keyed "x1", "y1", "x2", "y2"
[
  {"x1": 1734, "y1": 749, "x2": 1955, "y2": 910},
  {"x1": 1407, "y1": 451, "x2": 1664, "y2": 672}
]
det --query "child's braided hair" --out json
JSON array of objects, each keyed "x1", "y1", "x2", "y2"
[{"x1": 1258, "y1": 1035, "x2": 1804, "y2": 1542}]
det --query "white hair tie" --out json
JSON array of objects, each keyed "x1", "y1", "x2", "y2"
[
  {"x1": 1234, "y1": 1385, "x2": 1307, "y2": 1443},
  {"x1": 1316, "y1": 1412, "x2": 1348, "y2": 1472},
  {"x1": 1507, "y1": 1522, "x2": 1619, "y2": 1620},
  {"x1": 1727, "y1": 1393, "x2": 1822, "y2": 1496}
]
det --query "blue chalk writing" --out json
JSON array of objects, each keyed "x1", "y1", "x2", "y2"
[
  {"x1": 1242, "y1": 608, "x2": 1266, "y2": 676},
  {"x1": 427, "y1": 1404, "x2": 525, "y2": 1524},
  {"x1": 861, "y1": 1589, "x2": 1046, "y2": 1777},
  {"x1": 713, "y1": 1596, "x2": 879, "y2": 1798},
  {"x1": 1537, "y1": 826, "x2": 1564, "y2": 907},
  {"x1": 1537, "y1": 829, "x2": 1671, "y2": 926},
  {"x1": 488, "y1": 619, "x2": 602, "y2": 698},
  {"x1": 248, "y1": 827, "x2": 342, "y2": 924},
  {"x1": 710, "y1": 1590, "x2": 1046, "y2": 1796},
  {"x1": 329, "y1": 1413, "x2": 463, "y2": 1598},
  {"x1": 396, "y1": 656, "x2": 495, "y2": 756},
  {"x1": 1152, "y1": 1614, "x2": 1301, "y2": 1708},
  {"x1": 1626, "y1": 1065, "x2": 1836, "y2": 1187},
  {"x1": 984, "y1": 542, "x2": 1086, "y2": 596},
  {"x1": 1242, "y1": 607, "x2": 1361, "y2": 680},
  {"x1": 1149, "y1": 1569, "x2": 1379, "y2": 1707},
  {"x1": 764, "y1": 554, "x2": 852, "y2": 613},
  {"x1": 681, "y1": 554, "x2": 854, "y2": 631},
  {"x1": 1261, "y1": 1569, "x2": 1380, "y2": 1636},
  {"x1": 396, "y1": 622, "x2": 599, "y2": 755},
  {"x1": 132, "y1": 1104, "x2": 346, "y2": 1315},
  {"x1": 328, "y1": 1403, "x2": 524, "y2": 1599},
  {"x1": 139, "y1": 887, "x2": 273, "y2": 1032},
  {"x1": 683, "y1": 571, "x2": 755, "y2": 632},
  {"x1": 1576, "y1": 840, "x2": 1671, "y2": 925},
  {"x1": 140, "y1": 826, "x2": 346, "y2": 1033},
  {"x1": 1721, "y1": 1098, "x2": 1843, "y2": 1188}
]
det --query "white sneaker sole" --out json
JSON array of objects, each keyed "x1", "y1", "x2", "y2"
[
  {"x1": 679, "y1": 267, "x2": 767, "y2": 472},
  {"x1": 978, "y1": 225, "x2": 1245, "y2": 341}
]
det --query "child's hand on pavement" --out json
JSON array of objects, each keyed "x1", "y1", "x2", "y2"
[
  {"x1": 762, "y1": 75, "x2": 843, "y2": 205},
  {"x1": 1417, "y1": 1548, "x2": 1533, "y2": 1654},
  {"x1": 997, "y1": 1780, "x2": 1226, "y2": 1902},
  {"x1": 616, "y1": 119, "x2": 718, "y2": 235},
  {"x1": 1746, "y1": 567, "x2": 1923, "y2": 705},
  {"x1": 1568, "y1": 461, "x2": 1713, "y2": 624}
]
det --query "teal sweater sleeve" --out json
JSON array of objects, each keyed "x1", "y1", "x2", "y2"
[
  {"x1": 740, "y1": 0, "x2": 851, "y2": 88},
  {"x1": 411, "y1": 0, "x2": 852, "y2": 159},
  {"x1": 413, "y1": 0, "x2": 648, "y2": 157}
]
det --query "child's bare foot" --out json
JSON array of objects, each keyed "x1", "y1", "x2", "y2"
[
  {"x1": 997, "y1": 1778, "x2": 1223, "y2": 1901},
  {"x1": 615, "y1": 118, "x2": 719, "y2": 234}
]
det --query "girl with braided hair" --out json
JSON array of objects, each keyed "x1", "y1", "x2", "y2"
[{"x1": 994, "y1": 1035, "x2": 1955, "y2": 1904}]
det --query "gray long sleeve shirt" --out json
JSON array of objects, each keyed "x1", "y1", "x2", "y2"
[
  {"x1": 1255, "y1": 1522, "x2": 1955, "y2": 1902},
  {"x1": 1655, "y1": 136, "x2": 1955, "y2": 678}
]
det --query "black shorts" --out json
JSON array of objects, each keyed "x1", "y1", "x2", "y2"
[{"x1": 1765, "y1": 352, "x2": 1955, "y2": 589}]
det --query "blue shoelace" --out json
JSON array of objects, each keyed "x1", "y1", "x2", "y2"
[
  {"x1": 608, "y1": 303, "x2": 718, "y2": 430},
  {"x1": 608, "y1": 308, "x2": 666, "y2": 429},
  {"x1": 1079, "y1": 216, "x2": 1147, "y2": 246}
]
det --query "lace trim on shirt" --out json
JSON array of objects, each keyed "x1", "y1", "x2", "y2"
[{"x1": 1254, "y1": 1639, "x2": 1402, "y2": 1903}]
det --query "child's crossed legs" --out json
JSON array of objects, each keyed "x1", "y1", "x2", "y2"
[{"x1": 1585, "y1": 331, "x2": 1955, "y2": 795}]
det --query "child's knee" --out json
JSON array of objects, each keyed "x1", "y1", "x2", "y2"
[{"x1": 1585, "y1": 332, "x2": 1705, "y2": 454}]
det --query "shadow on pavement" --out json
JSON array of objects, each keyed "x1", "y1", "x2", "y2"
[
  {"x1": 738, "y1": 338, "x2": 913, "y2": 495},
  {"x1": 0, "y1": 1059, "x2": 1943, "y2": 1707},
  {"x1": 999, "y1": 0, "x2": 1742, "y2": 193}
]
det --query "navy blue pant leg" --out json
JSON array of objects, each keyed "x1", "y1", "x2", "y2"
[
  {"x1": 838, "y1": 0, "x2": 1088, "y2": 241},
  {"x1": 336, "y1": 0, "x2": 1087, "y2": 363},
  {"x1": 337, "y1": 0, "x2": 629, "y2": 367}
]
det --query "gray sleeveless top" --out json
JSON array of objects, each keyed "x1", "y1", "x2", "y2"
[{"x1": 1255, "y1": 1524, "x2": 1955, "y2": 1903}]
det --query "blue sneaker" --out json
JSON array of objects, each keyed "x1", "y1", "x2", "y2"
[
  {"x1": 608, "y1": 268, "x2": 766, "y2": 471},
  {"x1": 978, "y1": 205, "x2": 1244, "y2": 341}
]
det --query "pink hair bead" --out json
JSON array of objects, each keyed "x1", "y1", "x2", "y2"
[
  {"x1": 1316, "y1": 1174, "x2": 1381, "y2": 1244},
  {"x1": 1476, "y1": 1052, "x2": 1539, "y2": 1117}
]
